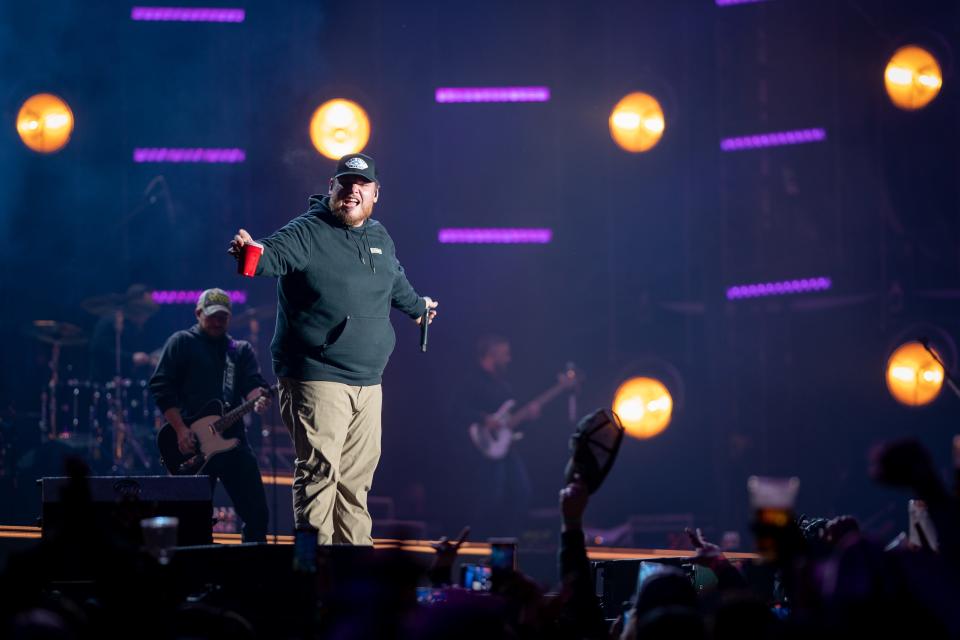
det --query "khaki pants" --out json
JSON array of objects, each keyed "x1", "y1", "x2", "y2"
[{"x1": 279, "y1": 378, "x2": 382, "y2": 544}]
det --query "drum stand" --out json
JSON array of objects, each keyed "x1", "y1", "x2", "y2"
[
  {"x1": 36, "y1": 327, "x2": 102, "y2": 463},
  {"x1": 108, "y1": 379, "x2": 152, "y2": 472},
  {"x1": 39, "y1": 342, "x2": 62, "y2": 441},
  {"x1": 108, "y1": 312, "x2": 152, "y2": 472}
]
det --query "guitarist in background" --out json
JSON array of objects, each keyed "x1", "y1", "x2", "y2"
[
  {"x1": 149, "y1": 288, "x2": 272, "y2": 542},
  {"x1": 456, "y1": 335, "x2": 537, "y2": 537}
]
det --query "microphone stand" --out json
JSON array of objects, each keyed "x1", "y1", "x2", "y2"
[
  {"x1": 246, "y1": 315, "x2": 279, "y2": 543},
  {"x1": 112, "y1": 312, "x2": 125, "y2": 470},
  {"x1": 922, "y1": 341, "x2": 960, "y2": 499},
  {"x1": 270, "y1": 396, "x2": 279, "y2": 545},
  {"x1": 43, "y1": 341, "x2": 62, "y2": 440},
  {"x1": 920, "y1": 340, "x2": 960, "y2": 401},
  {"x1": 566, "y1": 361, "x2": 577, "y2": 423}
]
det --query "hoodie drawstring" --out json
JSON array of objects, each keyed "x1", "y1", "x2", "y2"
[
  {"x1": 346, "y1": 226, "x2": 376, "y2": 274},
  {"x1": 362, "y1": 226, "x2": 376, "y2": 274}
]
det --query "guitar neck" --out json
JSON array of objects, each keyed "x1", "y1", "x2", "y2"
[
  {"x1": 506, "y1": 380, "x2": 573, "y2": 429},
  {"x1": 213, "y1": 384, "x2": 277, "y2": 434},
  {"x1": 215, "y1": 399, "x2": 257, "y2": 434}
]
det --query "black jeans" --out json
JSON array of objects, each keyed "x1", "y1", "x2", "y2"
[
  {"x1": 204, "y1": 444, "x2": 269, "y2": 542},
  {"x1": 469, "y1": 450, "x2": 532, "y2": 538}
]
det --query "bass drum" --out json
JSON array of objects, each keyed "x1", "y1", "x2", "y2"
[
  {"x1": 43, "y1": 379, "x2": 101, "y2": 449},
  {"x1": 92, "y1": 378, "x2": 160, "y2": 430},
  {"x1": 93, "y1": 378, "x2": 161, "y2": 473}
]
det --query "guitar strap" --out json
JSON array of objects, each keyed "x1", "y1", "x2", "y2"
[{"x1": 222, "y1": 340, "x2": 237, "y2": 409}]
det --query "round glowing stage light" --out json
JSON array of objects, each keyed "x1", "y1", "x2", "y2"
[
  {"x1": 886, "y1": 341, "x2": 944, "y2": 407},
  {"x1": 16, "y1": 93, "x2": 74, "y2": 153},
  {"x1": 612, "y1": 376, "x2": 673, "y2": 440},
  {"x1": 309, "y1": 99, "x2": 370, "y2": 160},
  {"x1": 884, "y1": 45, "x2": 943, "y2": 111},
  {"x1": 609, "y1": 92, "x2": 665, "y2": 153}
]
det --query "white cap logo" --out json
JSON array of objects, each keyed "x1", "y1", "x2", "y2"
[{"x1": 345, "y1": 157, "x2": 368, "y2": 170}]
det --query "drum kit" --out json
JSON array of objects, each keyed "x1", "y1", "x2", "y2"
[
  {"x1": 27, "y1": 285, "x2": 281, "y2": 475},
  {"x1": 30, "y1": 286, "x2": 162, "y2": 473}
]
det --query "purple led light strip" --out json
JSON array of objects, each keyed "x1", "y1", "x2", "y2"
[
  {"x1": 720, "y1": 128, "x2": 826, "y2": 151},
  {"x1": 726, "y1": 277, "x2": 832, "y2": 300},
  {"x1": 715, "y1": 0, "x2": 771, "y2": 6},
  {"x1": 438, "y1": 228, "x2": 553, "y2": 244},
  {"x1": 131, "y1": 7, "x2": 245, "y2": 23},
  {"x1": 435, "y1": 87, "x2": 550, "y2": 104},
  {"x1": 152, "y1": 290, "x2": 247, "y2": 305},
  {"x1": 133, "y1": 148, "x2": 246, "y2": 163}
]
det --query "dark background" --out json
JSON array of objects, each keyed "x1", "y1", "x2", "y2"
[{"x1": 2, "y1": 0, "x2": 959, "y2": 543}]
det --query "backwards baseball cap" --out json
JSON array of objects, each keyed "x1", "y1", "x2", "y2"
[
  {"x1": 196, "y1": 288, "x2": 232, "y2": 316},
  {"x1": 334, "y1": 153, "x2": 378, "y2": 184}
]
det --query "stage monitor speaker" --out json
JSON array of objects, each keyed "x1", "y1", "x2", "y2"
[{"x1": 40, "y1": 475, "x2": 213, "y2": 546}]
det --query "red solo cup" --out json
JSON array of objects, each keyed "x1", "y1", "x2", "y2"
[{"x1": 239, "y1": 241, "x2": 264, "y2": 277}]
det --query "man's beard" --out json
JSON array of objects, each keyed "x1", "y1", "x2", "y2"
[{"x1": 332, "y1": 201, "x2": 372, "y2": 226}]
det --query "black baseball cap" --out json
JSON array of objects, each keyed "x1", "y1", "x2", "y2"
[{"x1": 334, "y1": 153, "x2": 378, "y2": 184}]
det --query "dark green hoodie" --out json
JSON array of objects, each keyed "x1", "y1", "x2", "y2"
[{"x1": 255, "y1": 195, "x2": 426, "y2": 385}]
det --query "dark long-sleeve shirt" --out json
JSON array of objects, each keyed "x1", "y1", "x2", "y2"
[
  {"x1": 454, "y1": 366, "x2": 513, "y2": 434},
  {"x1": 557, "y1": 529, "x2": 609, "y2": 639},
  {"x1": 149, "y1": 325, "x2": 267, "y2": 441},
  {"x1": 254, "y1": 195, "x2": 426, "y2": 385}
]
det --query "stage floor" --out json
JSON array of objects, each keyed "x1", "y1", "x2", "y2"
[{"x1": 0, "y1": 523, "x2": 759, "y2": 561}]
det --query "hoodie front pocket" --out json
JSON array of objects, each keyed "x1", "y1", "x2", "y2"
[{"x1": 321, "y1": 315, "x2": 396, "y2": 374}]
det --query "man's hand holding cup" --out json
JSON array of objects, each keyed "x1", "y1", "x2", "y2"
[{"x1": 230, "y1": 228, "x2": 264, "y2": 277}]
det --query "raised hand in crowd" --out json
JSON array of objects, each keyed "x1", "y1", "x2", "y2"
[
  {"x1": 560, "y1": 474, "x2": 589, "y2": 532},
  {"x1": 427, "y1": 526, "x2": 469, "y2": 587},
  {"x1": 686, "y1": 526, "x2": 722, "y2": 561},
  {"x1": 685, "y1": 527, "x2": 747, "y2": 591},
  {"x1": 555, "y1": 474, "x2": 608, "y2": 640},
  {"x1": 823, "y1": 515, "x2": 860, "y2": 545}
]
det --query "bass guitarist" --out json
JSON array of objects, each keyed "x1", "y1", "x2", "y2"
[
  {"x1": 149, "y1": 288, "x2": 272, "y2": 542},
  {"x1": 455, "y1": 335, "x2": 538, "y2": 537}
]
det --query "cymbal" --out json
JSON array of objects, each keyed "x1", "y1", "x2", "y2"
[
  {"x1": 27, "y1": 320, "x2": 88, "y2": 346},
  {"x1": 234, "y1": 305, "x2": 275, "y2": 322},
  {"x1": 81, "y1": 284, "x2": 159, "y2": 319},
  {"x1": 81, "y1": 293, "x2": 130, "y2": 316}
]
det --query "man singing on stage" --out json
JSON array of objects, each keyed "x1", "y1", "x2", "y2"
[{"x1": 230, "y1": 152, "x2": 438, "y2": 544}]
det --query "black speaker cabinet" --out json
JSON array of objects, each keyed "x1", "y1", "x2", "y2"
[{"x1": 40, "y1": 475, "x2": 213, "y2": 546}]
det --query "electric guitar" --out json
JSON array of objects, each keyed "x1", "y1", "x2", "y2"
[
  {"x1": 468, "y1": 365, "x2": 580, "y2": 460},
  {"x1": 157, "y1": 384, "x2": 278, "y2": 475}
]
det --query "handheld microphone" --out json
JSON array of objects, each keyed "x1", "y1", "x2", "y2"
[{"x1": 420, "y1": 308, "x2": 429, "y2": 353}]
